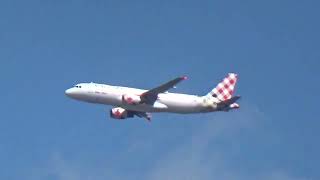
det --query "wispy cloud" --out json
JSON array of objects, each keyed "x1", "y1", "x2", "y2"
[
  {"x1": 29, "y1": 103, "x2": 310, "y2": 180},
  {"x1": 146, "y1": 103, "x2": 260, "y2": 180}
]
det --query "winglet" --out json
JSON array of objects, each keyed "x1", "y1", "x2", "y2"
[{"x1": 182, "y1": 76, "x2": 188, "y2": 80}]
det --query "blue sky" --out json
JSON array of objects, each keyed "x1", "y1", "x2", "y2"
[{"x1": 0, "y1": 0, "x2": 319, "y2": 179}]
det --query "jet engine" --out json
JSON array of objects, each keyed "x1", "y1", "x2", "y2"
[
  {"x1": 122, "y1": 94, "x2": 141, "y2": 105},
  {"x1": 110, "y1": 107, "x2": 134, "y2": 120}
]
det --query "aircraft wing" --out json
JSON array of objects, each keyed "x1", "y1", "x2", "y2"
[
  {"x1": 111, "y1": 107, "x2": 152, "y2": 121},
  {"x1": 134, "y1": 111, "x2": 152, "y2": 121},
  {"x1": 140, "y1": 76, "x2": 187, "y2": 104}
]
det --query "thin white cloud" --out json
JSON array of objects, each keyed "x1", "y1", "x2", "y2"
[
  {"x1": 146, "y1": 102, "x2": 310, "y2": 180},
  {"x1": 29, "y1": 102, "x2": 311, "y2": 180}
]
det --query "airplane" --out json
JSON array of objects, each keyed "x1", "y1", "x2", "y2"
[{"x1": 65, "y1": 73, "x2": 240, "y2": 121}]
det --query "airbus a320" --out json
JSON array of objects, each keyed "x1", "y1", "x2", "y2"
[{"x1": 65, "y1": 73, "x2": 240, "y2": 121}]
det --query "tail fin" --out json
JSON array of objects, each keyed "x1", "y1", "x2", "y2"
[{"x1": 208, "y1": 73, "x2": 238, "y2": 102}]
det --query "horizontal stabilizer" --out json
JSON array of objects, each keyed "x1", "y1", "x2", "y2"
[
  {"x1": 217, "y1": 96, "x2": 241, "y2": 111},
  {"x1": 219, "y1": 96, "x2": 241, "y2": 106}
]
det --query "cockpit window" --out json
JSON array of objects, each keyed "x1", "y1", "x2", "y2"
[{"x1": 74, "y1": 85, "x2": 82, "y2": 88}]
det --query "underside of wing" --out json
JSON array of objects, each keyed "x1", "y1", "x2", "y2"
[{"x1": 134, "y1": 111, "x2": 152, "y2": 121}]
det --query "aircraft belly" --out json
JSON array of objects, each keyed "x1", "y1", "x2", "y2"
[
  {"x1": 166, "y1": 104, "x2": 202, "y2": 113},
  {"x1": 102, "y1": 94, "x2": 122, "y2": 106},
  {"x1": 86, "y1": 92, "x2": 209, "y2": 114},
  {"x1": 88, "y1": 93, "x2": 122, "y2": 106},
  {"x1": 159, "y1": 97, "x2": 203, "y2": 114},
  {"x1": 121, "y1": 104, "x2": 166, "y2": 113}
]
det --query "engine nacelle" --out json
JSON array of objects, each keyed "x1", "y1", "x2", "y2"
[
  {"x1": 122, "y1": 94, "x2": 141, "y2": 105},
  {"x1": 110, "y1": 107, "x2": 134, "y2": 120}
]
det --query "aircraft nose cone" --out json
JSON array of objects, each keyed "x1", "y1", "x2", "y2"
[{"x1": 65, "y1": 89, "x2": 72, "y2": 96}]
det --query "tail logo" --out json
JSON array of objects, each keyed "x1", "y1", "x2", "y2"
[{"x1": 211, "y1": 73, "x2": 238, "y2": 101}]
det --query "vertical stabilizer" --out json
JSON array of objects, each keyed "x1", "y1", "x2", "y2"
[{"x1": 208, "y1": 73, "x2": 238, "y2": 102}]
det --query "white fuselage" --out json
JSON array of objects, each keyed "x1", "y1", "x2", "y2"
[{"x1": 65, "y1": 83, "x2": 219, "y2": 114}]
